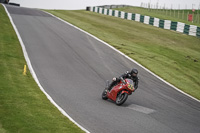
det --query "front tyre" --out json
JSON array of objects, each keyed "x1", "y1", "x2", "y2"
[
  {"x1": 102, "y1": 89, "x2": 108, "y2": 100},
  {"x1": 116, "y1": 93, "x2": 128, "y2": 106}
]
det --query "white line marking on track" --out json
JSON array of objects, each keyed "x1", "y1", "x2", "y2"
[
  {"x1": 126, "y1": 104, "x2": 156, "y2": 114},
  {"x1": 2, "y1": 4, "x2": 90, "y2": 133},
  {"x1": 43, "y1": 10, "x2": 200, "y2": 103}
]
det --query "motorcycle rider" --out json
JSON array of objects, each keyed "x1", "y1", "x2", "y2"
[{"x1": 107, "y1": 69, "x2": 139, "y2": 92}]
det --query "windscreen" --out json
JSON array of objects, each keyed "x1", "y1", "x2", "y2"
[{"x1": 126, "y1": 79, "x2": 134, "y2": 91}]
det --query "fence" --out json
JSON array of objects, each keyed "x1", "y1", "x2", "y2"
[
  {"x1": 140, "y1": 3, "x2": 200, "y2": 25},
  {"x1": 87, "y1": 6, "x2": 200, "y2": 38}
]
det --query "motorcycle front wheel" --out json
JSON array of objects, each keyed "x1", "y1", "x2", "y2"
[
  {"x1": 116, "y1": 92, "x2": 128, "y2": 106},
  {"x1": 102, "y1": 89, "x2": 108, "y2": 100}
]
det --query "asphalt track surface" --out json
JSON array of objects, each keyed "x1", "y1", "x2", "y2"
[{"x1": 5, "y1": 5, "x2": 200, "y2": 133}]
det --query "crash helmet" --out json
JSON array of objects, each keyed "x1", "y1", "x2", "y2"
[{"x1": 131, "y1": 69, "x2": 138, "y2": 77}]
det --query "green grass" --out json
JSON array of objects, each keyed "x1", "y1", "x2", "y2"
[
  {"x1": 0, "y1": 5, "x2": 84, "y2": 133},
  {"x1": 116, "y1": 6, "x2": 200, "y2": 27},
  {"x1": 45, "y1": 9, "x2": 200, "y2": 100}
]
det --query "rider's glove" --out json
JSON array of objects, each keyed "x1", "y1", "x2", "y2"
[
  {"x1": 113, "y1": 77, "x2": 117, "y2": 81},
  {"x1": 120, "y1": 77, "x2": 126, "y2": 84}
]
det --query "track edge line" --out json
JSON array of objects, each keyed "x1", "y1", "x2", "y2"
[{"x1": 2, "y1": 4, "x2": 90, "y2": 133}]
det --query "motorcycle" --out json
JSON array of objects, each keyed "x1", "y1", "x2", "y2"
[{"x1": 102, "y1": 78, "x2": 135, "y2": 106}]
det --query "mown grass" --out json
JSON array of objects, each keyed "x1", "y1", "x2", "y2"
[
  {"x1": 45, "y1": 9, "x2": 200, "y2": 100},
  {"x1": 116, "y1": 6, "x2": 200, "y2": 27},
  {"x1": 0, "y1": 4, "x2": 84, "y2": 133}
]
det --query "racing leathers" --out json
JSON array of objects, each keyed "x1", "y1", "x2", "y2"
[{"x1": 107, "y1": 71, "x2": 139, "y2": 91}]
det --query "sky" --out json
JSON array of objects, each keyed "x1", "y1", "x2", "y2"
[{"x1": 9, "y1": 0, "x2": 200, "y2": 10}]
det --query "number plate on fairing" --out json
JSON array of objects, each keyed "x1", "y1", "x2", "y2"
[
  {"x1": 128, "y1": 84, "x2": 134, "y2": 90},
  {"x1": 126, "y1": 79, "x2": 134, "y2": 91}
]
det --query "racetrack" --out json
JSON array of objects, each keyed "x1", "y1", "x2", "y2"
[{"x1": 5, "y1": 5, "x2": 200, "y2": 133}]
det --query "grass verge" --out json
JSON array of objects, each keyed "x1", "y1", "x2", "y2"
[
  {"x1": 45, "y1": 9, "x2": 200, "y2": 100},
  {"x1": 0, "y1": 4, "x2": 84, "y2": 133}
]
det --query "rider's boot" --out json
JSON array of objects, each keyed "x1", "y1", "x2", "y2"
[{"x1": 107, "y1": 81, "x2": 116, "y2": 92}]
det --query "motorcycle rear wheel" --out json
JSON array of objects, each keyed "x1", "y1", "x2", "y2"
[
  {"x1": 116, "y1": 92, "x2": 128, "y2": 106},
  {"x1": 102, "y1": 89, "x2": 108, "y2": 100}
]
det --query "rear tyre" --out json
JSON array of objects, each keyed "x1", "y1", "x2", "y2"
[
  {"x1": 102, "y1": 89, "x2": 108, "y2": 100},
  {"x1": 116, "y1": 92, "x2": 128, "y2": 106}
]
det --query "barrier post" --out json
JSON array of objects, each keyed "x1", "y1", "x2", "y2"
[{"x1": 23, "y1": 65, "x2": 27, "y2": 75}]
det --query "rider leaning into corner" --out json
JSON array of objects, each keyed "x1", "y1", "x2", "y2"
[{"x1": 107, "y1": 69, "x2": 139, "y2": 92}]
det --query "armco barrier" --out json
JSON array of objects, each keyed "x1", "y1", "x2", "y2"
[
  {"x1": 88, "y1": 6, "x2": 200, "y2": 38},
  {"x1": 149, "y1": 17, "x2": 154, "y2": 25},
  {"x1": 170, "y1": 22, "x2": 177, "y2": 31},
  {"x1": 127, "y1": 13, "x2": 132, "y2": 20},
  {"x1": 154, "y1": 18, "x2": 159, "y2": 27},
  {"x1": 184, "y1": 25, "x2": 190, "y2": 35},
  {"x1": 176, "y1": 22, "x2": 185, "y2": 33},
  {"x1": 132, "y1": 14, "x2": 135, "y2": 20},
  {"x1": 197, "y1": 27, "x2": 200, "y2": 37},
  {"x1": 121, "y1": 11, "x2": 125, "y2": 19},
  {"x1": 164, "y1": 20, "x2": 171, "y2": 30},
  {"x1": 112, "y1": 10, "x2": 115, "y2": 16},
  {"x1": 115, "y1": 10, "x2": 118, "y2": 17},
  {"x1": 135, "y1": 14, "x2": 140, "y2": 22},
  {"x1": 144, "y1": 16, "x2": 150, "y2": 24},
  {"x1": 159, "y1": 20, "x2": 164, "y2": 28},
  {"x1": 140, "y1": 15, "x2": 144, "y2": 23},
  {"x1": 125, "y1": 12, "x2": 128, "y2": 19},
  {"x1": 104, "y1": 9, "x2": 107, "y2": 15},
  {"x1": 108, "y1": 9, "x2": 112, "y2": 16},
  {"x1": 189, "y1": 25, "x2": 197, "y2": 36},
  {"x1": 118, "y1": 11, "x2": 121, "y2": 18}
]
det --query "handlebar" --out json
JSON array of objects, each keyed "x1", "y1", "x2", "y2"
[{"x1": 120, "y1": 77, "x2": 126, "y2": 84}]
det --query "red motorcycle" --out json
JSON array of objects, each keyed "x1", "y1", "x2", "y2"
[{"x1": 102, "y1": 78, "x2": 135, "y2": 106}]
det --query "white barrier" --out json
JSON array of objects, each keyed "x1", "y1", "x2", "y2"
[
  {"x1": 108, "y1": 9, "x2": 112, "y2": 16},
  {"x1": 176, "y1": 22, "x2": 185, "y2": 33},
  {"x1": 90, "y1": 7, "x2": 93, "y2": 12},
  {"x1": 135, "y1": 14, "x2": 140, "y2": 22},
  {"x1": 99, "y1": 8, "x2": 102, "y2": 14},
  {"x1": 104, "y1": 9, "x2": 107, "y2": 15},
  {"x1": 164, "y1": 20, "x2": 171, "y2": 30},
  {"x1": 189, "y1": 25, "x2": 197, "y2": 36},
  {"x1": 94, "y1": 7, "x2": 98, "y2": 13},
  {"x1": 127, "y1": 13, "x2": 132, "y2": 20},
  {"x1": 89, "y1": 6, "x2": 199, "y2": 38},
  {"x1": 154, "y1": 18, "x2": 159, "y2": 27},
  {"x1": 144, "y1": 16, "x2": 150, "y2": 24},
  {"x1": 121, "y1": 11, "x2": 125, "y2": 19},
  {"x1": 115, "y1": 10, "x2": 119, "y2": 17}
]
